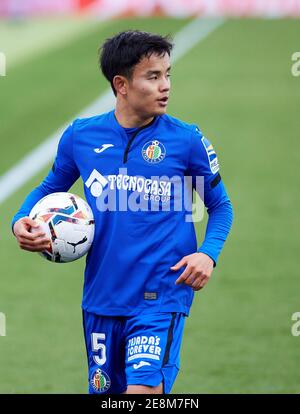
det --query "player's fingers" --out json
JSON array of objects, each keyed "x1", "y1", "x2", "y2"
[
  {"x1": 185, "y1": 273, "x2": 199, "y2": 286},
  {"x1": 18, "y1": 231, "x2": 46, "y2": 241},
  {"x1": 19, "y1": 241, "x2": 51, "y2": 252},
  {"x1": 19, "y1": 237, "x2": 51, "y2": 246},
  {"x1": 193, "y1": 276, "x2": 209, "y2": 291},
  {"x1": 199, "y1": 276, "x2": 209, "y2": 288},
  {"x1": 22, "y1": 247, "x2": 47, "y2": 252},
  {"x1": 170, "y1": 257, "x2": 187, "y2": 271},
  {"x1": 21, "y1": 217, "x2": 40, "y2": 228},
  {"x1": 192, "y1": 281, "x2": 202, "y2": 291},
  {"x1": 191, "y1": 278, "x2": 201, "y2": 288},
  {"x1": 18, "y1": 238, "x2": 51, "y2": 248},
  {"x1": 18, "y1": 236, "x2": 47, "y2": 249},
  {"x1": 183, "y1": 271, "x2": 202, "y2": 287},
  {"x1": 175, "y1": 266, "x2": 193, "y2": 285},
  {"x1": 191, "y1": 278, "x2": 204, "y2": 291},
  {"x1": 31, "y1": 238, "x2": 51, "y2": 248}
]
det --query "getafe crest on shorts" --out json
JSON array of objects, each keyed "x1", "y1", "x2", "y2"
[
  {"x1": 90, "y1": 368, "x2": 111, "y2": 393},
  {"x1": 201, "y1": 136, "x2": 219, "y2": 174},
  {"x1": 142, "y1": 140, "x2": 166, "y2": 163}
]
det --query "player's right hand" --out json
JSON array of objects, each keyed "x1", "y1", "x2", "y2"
[{"x1": 13, "y1": 217, "x2": 51, "y2": 252}]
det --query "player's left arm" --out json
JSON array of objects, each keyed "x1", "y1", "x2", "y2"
[
  {"x1": 11, "y1": 123, "x2": 80, "y2": 251},
  {"x1": 171, "y1": 126, "x2": 234, "y2": 291}
]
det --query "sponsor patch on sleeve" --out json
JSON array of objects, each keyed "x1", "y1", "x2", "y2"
[{"x1": 201, "y1": 136, "x2": 220, "y2": 174}]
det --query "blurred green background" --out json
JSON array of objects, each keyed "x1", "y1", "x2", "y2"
[{"x1": 0, "y1": 16, "x2": 299, "y2": 393}]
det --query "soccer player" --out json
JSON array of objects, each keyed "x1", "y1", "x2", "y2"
[{"x1": 12, "y1": 30, "x2": 233, "y2": 394}]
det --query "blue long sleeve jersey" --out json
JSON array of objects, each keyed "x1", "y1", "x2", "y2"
[{"x1": 12, "y1": 111, "x2": 233, "y2": 316}]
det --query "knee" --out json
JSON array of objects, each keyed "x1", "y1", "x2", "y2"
[{"x1": 125, "y1": 383, "x2": 163, "y2": 394}]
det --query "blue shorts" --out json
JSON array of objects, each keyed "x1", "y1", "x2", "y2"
[{"x1": 82, "y1": 311, "x2": 186, "y2": 394}]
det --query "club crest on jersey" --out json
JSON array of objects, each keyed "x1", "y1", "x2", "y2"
[
  {"x1": 90, "y1": 368, "x2": 111, "y2": 393},
  {"x1": 142, "y1": 140, "x2": 166, "y2": 163},
  {"x1": 201, "y1": 136, "x2": 219, "y2": 174}
]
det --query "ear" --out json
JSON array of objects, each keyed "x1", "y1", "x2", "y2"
[{"x1": 113, "y1": 75, "x2": 128, "y2": 96}]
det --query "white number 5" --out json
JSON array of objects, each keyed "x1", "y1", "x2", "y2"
[{"x1": 91, "y1": 333, "x2": 106, "y2": 366}]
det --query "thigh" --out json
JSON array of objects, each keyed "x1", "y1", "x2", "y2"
[
  {"x1": 82, "y1": 310, "x2": 126, "y2": 394},
  {"x1": 125, "y1": 312, "x2": 186, "y2": 394}
]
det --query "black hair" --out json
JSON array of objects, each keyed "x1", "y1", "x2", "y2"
[{"x1": 99, "y1": 30, "x2": 173, "y2": 96}]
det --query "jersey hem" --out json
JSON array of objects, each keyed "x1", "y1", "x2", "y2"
[{"x1": 81, "y1": 304, "x2": 190, "y2": 317}]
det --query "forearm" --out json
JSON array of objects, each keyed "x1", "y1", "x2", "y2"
[
  {"x1": 12, "y1": 163, "x2": 79, "y2": 232},
  {"x1": 11, "y1": 185, "x2": 51, "y2": 232},
  {"x1": 198, "y1": 199, "x2": 234, "y2": 265}
]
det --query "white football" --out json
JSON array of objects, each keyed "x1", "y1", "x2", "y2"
[{"x1": 29, "y1": 192, "x2": 94, "y2": 263}]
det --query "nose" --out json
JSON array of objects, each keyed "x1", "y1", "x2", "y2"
[{"x1": 159, "y1": 76, "x2": 170, "y2": 92}]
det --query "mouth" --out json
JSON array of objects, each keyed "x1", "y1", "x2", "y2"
[{"x1": 157, "y1": 96, "x2": 169, "y2": 107}]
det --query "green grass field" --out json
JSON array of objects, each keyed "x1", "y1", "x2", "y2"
[{"x1": 0, "y1": 17, "x2": 299, "y2": 393}]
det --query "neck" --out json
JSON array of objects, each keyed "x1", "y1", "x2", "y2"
[{"x1": 114, "y1": 100, "x2": 154, "y2": 128}]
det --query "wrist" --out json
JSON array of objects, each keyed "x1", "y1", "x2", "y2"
[{"x1": 197, "y1": 251, "x2": 216, "y2": 267}]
